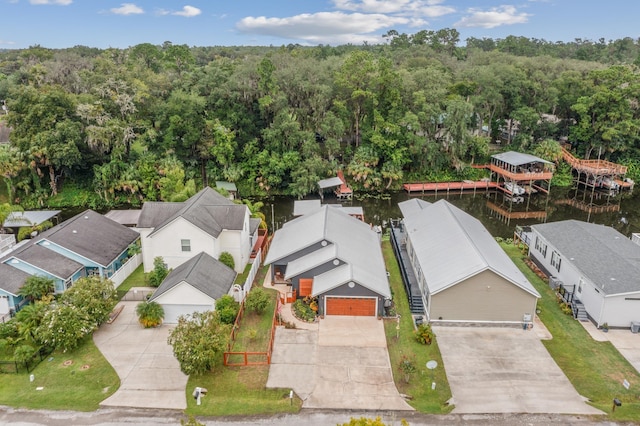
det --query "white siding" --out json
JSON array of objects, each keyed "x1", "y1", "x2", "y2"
[
  {"x1": 142, "y1": 218, "x2": 217, "y2": 272},
  {"x1": 601, "y1": 293, "x2": 640, "y2": 327},
  {"x1": 161, "y1": 304, "x2": 213, "y2": 324},
  {"x1": 153, "y1": 281, "x2": 216, "y2": 305}
]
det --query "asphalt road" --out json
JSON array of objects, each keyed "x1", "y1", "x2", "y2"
[{"x1": 0, "y1": 407, "x2": 631, "y2": 426}]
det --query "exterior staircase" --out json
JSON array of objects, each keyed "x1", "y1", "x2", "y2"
[
  {"x1": 409, "y1": 295, "x2": 424, "y2": 314},
  {"x1": 572, "y1": 300, "x2": 589, "y2": 321}
]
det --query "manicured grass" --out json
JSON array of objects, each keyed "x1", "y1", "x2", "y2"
[
  {"x1": 501, "y1": 243, "x2": 640, "y2": 422},
  {"x1": 381, "y1": 241, "x2": 453, "y2": 414},
  {"x1": 234, "y1": 262, "x2": 253, "y2": 285},
  {"x1": 185, "y1": 284, "x2": 300, "y2": 416},
  {"x1": 116, "y1": 264, "x2": 146, "y2": 299},
  {"x1": 0, "y1": 337, "x2": 119, "y2": 411},
  {"x1": 185, "y1": 364, "x2": 301, "y2": 416}
]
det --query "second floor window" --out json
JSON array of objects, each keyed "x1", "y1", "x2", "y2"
[{"x1": 181, "y1": 239, "x2": 191, "y2": 252}]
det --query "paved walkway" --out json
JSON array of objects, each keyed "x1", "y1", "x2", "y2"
[
  {"x1": 93, "y1": 300, "x2": 188, "y2": 410},
  {"x1": 434, "y1": 326, "x2": 604, "y2": 415}
]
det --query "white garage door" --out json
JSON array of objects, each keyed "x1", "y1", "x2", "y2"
[{"x1": 162, "y1": 304, "x2": 212, "y2": 324}]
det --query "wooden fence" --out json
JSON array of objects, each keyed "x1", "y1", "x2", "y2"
[{"x1": 223, "y1": 297, "x2": 279, "y2": 367}]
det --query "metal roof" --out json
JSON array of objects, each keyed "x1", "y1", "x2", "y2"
[
  {"x1": 3, "y1": 210, "x2": 60, "y2": 228},
  {"x1": 402, "y1": 199, "x2": 539, "y2": 297},
  {"x1": 285, "y1": 244, "x2": 337, "y2": 279},
  {"x1": 398, "y1": 199, "x2": 431, "y2": 218},
  {"x1": 491, "y1": 151, "x2": 551, "y2": 166},
  {"x1": 265, "y1": 206, "x2": 390, "y2": 298},
  {"x1": 293, "y1": 200, "x2": 321, "y2": 216},
  {"x1": 318, "y1": 176, "x2": 343, "y2": 189},
  {"x1": 531, "y1": 220, "x2": 640, "y2": 295},
  {"x1": 149, "y1": 252, "x2": 236, "y2": 302},
  {"x1": 215, "y1": 181, "x2": 237, "y2": 192}
]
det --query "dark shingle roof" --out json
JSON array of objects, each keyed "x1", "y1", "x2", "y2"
[
  {"x1": 5, "y1": 244, "x2": 84, "y2": 279},
  {"x1": 39, "y1": 209, "x2": 139, "y2": 267},
  {"x1": 532, "y1": 220, "x2": 640, "y2": 295},
  {"x1": 140, "y1": 187, "x2": 247, "y2": 238},
  {"x1": 0, "y1": 263, "x2": 31, "y2": 296},
  {"x1": 149, "y1": 252, "x2": 236, "y2": 302}
]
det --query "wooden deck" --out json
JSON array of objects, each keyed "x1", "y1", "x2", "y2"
[
  {"x1": 555, "y1": 199, "x2": 620, "y2": 213},
  {"x1": 404, "y1": 180, "x2": 498, "y2": 194},
  {"x1": 562, "y1": 147, "x2": 627, "y2": 176},
  {"x1": 486, "y1": 200, "x2": 547, "y2": 220}
]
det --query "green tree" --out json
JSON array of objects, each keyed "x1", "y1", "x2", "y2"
[
  {"x1": 215, "y1": 294, "x2": 239, "y2": 325},
  {"x1": 148, "y1": 257, "x2": 169, "y2": 287},
  {"x1": 14, "y1": 299, "x2": 51, "y2": 343},
  {"x1": 61, "y1": 276, "x2": 117, "y2": 327},
  {"x1": 245, "y1": 287, "x2": 270, "y2": 315},
  {"x1": 167, "y1": 310, "x2": 230, "y2": 375},
  {"x1": 36, "y1": 304, "x2": 93, "y2": 352},
  {"x1": 218, "y1": 252, "x2": 235, "y2": 271},
  {"x1": 18, "y1": 276, "x2": 54, "y2": 302},
  {"x1": 136, "y1": 301, "x2": 165, "y2": 328}
]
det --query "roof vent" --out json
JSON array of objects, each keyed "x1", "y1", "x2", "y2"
[
  {"x1": 84, "y1": 215, "x2": 89, "y2": 219},
  {"x1": 72, "y1": 230, "x2": 77, "y2": 234}
]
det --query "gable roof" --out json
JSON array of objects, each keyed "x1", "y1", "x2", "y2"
[
  {"x1": 398, "y1": 199, "x2": 431, "y2": 218},
  {"x1": 4, "y1": 244, "x2": 84, "y2": 279},
  {"x1": 532, "y1": 220, "x2": 640, "y2": 295},
  {"x1": 38, "y1": 209, "x2": 139, "y2": 267},
  {"x1": 139, "y1": 187, "x2": 247, "y2": 238},
  {"x1": 265, "y1": 206, "x2": 390, "y2": 298},
  {"x1": 491, "y1": 151, "x2": 551, "y2": 166},
  {"x1": 0, "y1": 262, "x2": 31, "y2": 296},
  {"x1": 3, "y1": 210, "x2": 60, "y2": 228},
  {"x1": 402, "y1": 199, "x2": 539, "y2": 297},
  {"x1": 149, "y1": 252, "x2": 236, "y2": 302}
]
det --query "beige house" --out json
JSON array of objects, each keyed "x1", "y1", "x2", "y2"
[{"x1": 398, "y1": 199, "x2": 540, "y2": 324}]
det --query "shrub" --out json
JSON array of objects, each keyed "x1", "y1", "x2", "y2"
[
  {"x1": 215, "y1": 295, "x2": 239, "y2": 324},
  {"x1": 398, "y1": 354, "x2": 417, "y2": 384},
  {"x1": 219, "y1": 252, "x2": 235, "y2": 270},
  {"x1": 292, "y1": 300, "x2": 316, "y2": 322},
  {"x1": 147, "y1": 257, "x2": 169, "y2": 287},
  {"x1": 414, "y1": 323, "x2": 434, "y2": 345},
  {"x1": 245, "y1": 287, "x2": 270, "y2": 314},
  {"x1": 136, "y1": 301, "x2": 165, "y2": 328}
]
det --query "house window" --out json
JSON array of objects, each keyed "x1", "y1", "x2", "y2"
[
  {"x1": 550, "y1": 251, "x2": 561, "y2": 272},
  {"x1": 181, "y1": 239, "x2": 191, "y2": 252},
  {"x1": 534, "y1": 236, "x2": 547, "y2": 258}
]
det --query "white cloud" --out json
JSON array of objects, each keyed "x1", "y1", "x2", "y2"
[
  {"x1": 30, "y1": 0, "x2": 72, "y2": 5},
  {"x1": 110, "y1": 3, "x2": 144, "y2": 16},
  {"x1": 173, "y1": 5, "x2": 201, "y2": 18},
  {"x1": 0, "y1": 40, "x2": 16, "y2": 46},
  {"x1": 333, "y1": 0, "x2": 454, "y2": 17},
  {"x1": 237, "y1": 11, "x2": 408, "y2": 45},
  {"x1": 455, "y1": 6, "x2": 530, "y2": 29}
]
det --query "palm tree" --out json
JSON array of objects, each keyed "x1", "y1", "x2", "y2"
[
  {"x1": 18, "y1": 276, "x2": 55, "y2": 302},
  {"x1": 136, "y1": 301, "x2": 164, "y2": 328}
]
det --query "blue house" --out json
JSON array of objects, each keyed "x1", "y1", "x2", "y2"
[{"x1": 0, "y1": 209, "x2": 140, "y2": 317}]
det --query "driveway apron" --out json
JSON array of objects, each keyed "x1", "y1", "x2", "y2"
[
  {"x1": 93, "y1": 301, "x2": 188, "y2": 410},
  {"x1": 267, "y1": 316, "x2": 413, "y2": 411},
  {"x1": 434, "y1": 326, "x2": 604, "y2": 415}
]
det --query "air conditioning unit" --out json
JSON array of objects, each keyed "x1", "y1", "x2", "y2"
[
  {"x1": 631, "y1": 322, "x2": 640, "y2": 333},
  {"x1": 549, "y1": 276, "x2": 563, "y2": 290}
]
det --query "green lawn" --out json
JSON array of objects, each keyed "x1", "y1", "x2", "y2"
[
  {"x1": 381, "y1": 241, "x2": 453, "y2": 414},
  {"x1": 116, "y1": 264, "x2": 146, "y2": 299},
  {"x1": 0, "y1": 337, "x2": 119, "y2": 411},
  {"x1": 501, "y1": 242, "x2": 640, "y2": 422}
]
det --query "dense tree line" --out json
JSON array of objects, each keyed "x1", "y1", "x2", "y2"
[{"x1": 0, "y1": 31, "x2": 639, "y2": 208}]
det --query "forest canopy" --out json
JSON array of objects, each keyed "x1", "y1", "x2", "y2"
[{"x1": 1, "y1": 31, "x2": 640, "y2": 208}]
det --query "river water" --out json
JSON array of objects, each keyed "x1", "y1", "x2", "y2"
[{"x1": 259, "y1": 186, "x2": 640, "y2": 239}]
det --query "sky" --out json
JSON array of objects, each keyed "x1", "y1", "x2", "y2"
[{"x1": 1, "y1": 0, "x2": 639, "y2": 50}]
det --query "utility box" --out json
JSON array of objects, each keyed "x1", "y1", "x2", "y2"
[{"x1": 631, "y1": 321, "x2": 640, "y2": 333}]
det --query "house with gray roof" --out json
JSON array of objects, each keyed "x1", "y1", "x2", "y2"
[
  {"x1": 148, "y1": 251, "x2": 237, "y2": 323},
  {"x1": 138, "y1": 187, "x2": 256, "y2": 274},
  {"x1": 530, "y1": 220, "x2": 640, "y2": 328},
  {"x1": 0, "y1": 209, "x2": 140, "y2": 314},
  {"x1": 0, "y1": 263, "x2": 31, "y2": 318},
  {"x1": 265, "y1": 205, "x2": 390, "y2": 317},
  {"x1": 398, "y1": 198, "x2": 540, "y2": 324}
]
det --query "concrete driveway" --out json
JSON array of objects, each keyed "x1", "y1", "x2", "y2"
[
  {"x1": 434, "y1": 326, "x2": 604, "y2": 415},
  {"x1": 93, "y1": 301, "x2": 188, "y2": 410},
  {"x1": 267, "y1": 316, "x2": 413, "y2": 411}
]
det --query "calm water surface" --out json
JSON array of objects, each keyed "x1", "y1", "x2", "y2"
[{"x1": 259, "y1": 186, "x2": 640, "y2": 239}]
